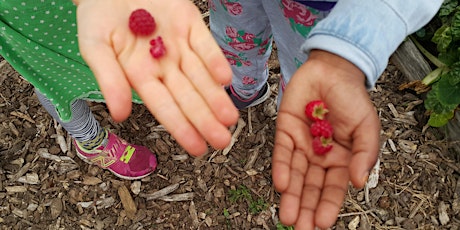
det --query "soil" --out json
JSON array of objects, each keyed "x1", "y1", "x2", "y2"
[{"x1": 2, "y1": 1, "x2": 460, "y2": 230}]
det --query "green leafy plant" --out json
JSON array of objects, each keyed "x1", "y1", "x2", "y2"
[
  {"x1": 249, "y1": 198, "x2": 269, "y2": 214},
  {"x1": 414, "y1": 0, "x2": 460, "y2": 127},
  {"x1": 276, "y1": 223, "x2": 295, "y2": 230},
  {"x1": 228, "y1": 185, "x2": 269, "y2": 214},
  {"x1": 228, "y1": 185, "x2": 252, "y2": 203},
  {"x1": 223, "y1": 208, "x2": 232, "y2": 229}
]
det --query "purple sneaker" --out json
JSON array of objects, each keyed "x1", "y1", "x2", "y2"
[
  {"x1": 226, "y1": 82, "x2": 271, "y2": 110},
  {"x1": 74, "y1": 131, "x2": 157, "y2": 180}
]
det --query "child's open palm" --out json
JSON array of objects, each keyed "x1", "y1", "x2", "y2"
[
  {"x1": 75, "y1": 0, "x2": 239, "y2": 156},
  {"x1": 272, "y1": 51, "x2": 381, "y2": 229}
]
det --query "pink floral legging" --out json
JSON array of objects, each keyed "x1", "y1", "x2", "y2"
[{"x1": 209, "y1": 0, "x2": 333, "y2": 102}]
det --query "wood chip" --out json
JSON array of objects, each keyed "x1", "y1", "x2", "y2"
[
  {"x1": 438, "y1": 201, "x2": 450, "y2": 225},
  {"x1": 387, "y1": 103, "x2": 399, "y2": 118},
  {"x1": 12, "y1": 208, "x2": 25, "y2": 218},
  {"x1": 50, "y1": 198, "x2": 63, "y2": 219},
  {"x1": 348, "y1": 215, "x2": 360, "y2": 230},
  {"x1": 246, "y1": 169, "x2": 259, "y2": 176},
  {"x1": 171, "y1": 154, "x2": 189, "y2": 161},
  {"x1": 387, "y1": 139, "x2": 397, "y2": 152},
  {"x1": 189, "y1": 201, "x2": 200, "y2": 228},
  {"x1": 118, "y1": 185, "x2": 137, "y2": 219},
  {"x1": 398, "y1": 140, "x2": 417, "y2": 153},
  {"x1": 77, "y1": 197, "x2": 115, "y2": 209},
  {"x1": 130, "y1": 181, "x2": 141, "y2": 195},
  {"x1": 140, "y1": 183, "x2": 180, "y2": 201},
  {"x1": 8, "y1": 122, "x2": 19, "y2": 137},
  {"x1": 222, "y1": 118, "x2": 246, "y2": 155},
  {"x1": 8, "y1": 162, "x2": 31, "y2": 182},
  {"x1": 10, "y1": 111, "x2": 35, "y2": 123},
  {"x1": 52, "y1": 124, "x2": 68, "y2": 153},
  {"x1": 205, "y1": 217, "x2": 213, "y2": 227},
  {"x1": 38, "y1": 148, "x2": 76, "y2": 163},
  {"x1": 367, "y1": 158, "x2": 380, "y2": 189},
  {"x1": 197, "y1": 177, "x2": 208, "y2": 192},
  {"x1": 211, "y1": 155, "x2": 228, "y2": 164},
  {"x1": 158, "y1": 192, "x2": 194, "y2": 202},
  {"x1": 16, "y1": 172, "x2": 40, "y2": 185},
  {"x1": 82, "y1": 176, "x2": 102, "y2": 186},
  {"x1": 5, "y1": 186, "x2": 27, "y2": 193}
]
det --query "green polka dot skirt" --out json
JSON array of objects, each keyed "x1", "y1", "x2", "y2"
[{"x1": 0, "y1": 0, "x2": 142, "y2": 121}]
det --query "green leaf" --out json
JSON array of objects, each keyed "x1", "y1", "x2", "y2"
[
  {"x1": 438, "y1": 45, "x2": 460, "y2": 66},
  {"x1": 437, "y1": 73, "x2": 460, "y2": 105},
  {"x1": 439, "y1": 1, "x2": 458, "y2": 18},
  {"x1": 451, "y1": 11, "x2": 460, "y2": 40},
  {"x1": 428, "y1": 111, "x2": 455, "y2": 127},
  {"x1": 425, "y1": 82, "x2": 458, "y2": 114},
  {"x1": 447, "y1": 62, "x2": 460, "y2": 85},
  {"x1": 432, "y1": 25, "x2": 453, "y2": 53}
]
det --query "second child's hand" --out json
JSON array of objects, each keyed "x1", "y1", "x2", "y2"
[{"x1": 272, "y1": 50, "x2": 380, "y2": 229}]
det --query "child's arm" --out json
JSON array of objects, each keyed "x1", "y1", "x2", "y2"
[
  {"x1": 273, "y1": 0, "x2": 443, "y2": 229},
  {"x1": 74, "y1": 0, "x2": 239, "y2": 156}
]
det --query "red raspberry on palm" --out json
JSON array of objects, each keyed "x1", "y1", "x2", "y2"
[
  {"x1": 312, "y1": 136, "x2": 333, "y2": 155},
  {"x1": 310, "y1": 120, "x2": 333, "y2": 138},
  {"x1": 149, "y1": 37, "x2": 166, "y2": 58},
  {"x1": 129, "y1": 9, "x2": 156, "y2": 36},
  {"x1": 305, "y1": 100, "x2": 328, "y2": 121}
]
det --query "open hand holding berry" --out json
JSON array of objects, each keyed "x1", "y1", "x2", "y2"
[{"x1": 75, "y1": 0, "x2": 238, "y2": 156}]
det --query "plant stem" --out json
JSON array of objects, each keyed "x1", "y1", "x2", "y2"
[{"x1": 409, "y1": 35, "x2": 446, "y2": 68}]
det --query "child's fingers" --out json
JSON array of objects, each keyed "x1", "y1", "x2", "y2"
[
  {"x1": 160, "y1": 61, "x2": 234, "y2": 151},
  {"x1": 313, "y1": 167, "x2": 348, "y2": 229},
  {"x1": 278, "y1": 149, "x2": 309, "y2": 226},
  {"x1": 79, "y1": 43, "x2": 133, "y2": 122},
  {"x1": 132, "y1": 76, "x2": 210, "y2": 156},
  {"x1": 189, "y1": 18, "x2": 233, "y2": 86},
  {"x1": 291, "y1": 165, "x2": 326, "y2": 230},
  {"x1": 349, "y1": 112, "x2": 380, "y2": 188},
  {"x1": 272, "y1": 129, "x2": 294, "y2": 192},
  {"x1": 177, "y1": 40, "x2": 239, "y2": 127}
]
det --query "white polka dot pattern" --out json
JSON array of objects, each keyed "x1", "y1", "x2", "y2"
[{"x1": 0, "y1": 0, "x2": 142, "y2": 121}]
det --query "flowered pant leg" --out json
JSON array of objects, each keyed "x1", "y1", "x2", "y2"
[
  {"x1": 210, "y1": 0, "x2": 333, "y2": 102},
  {"x1": 210, "y1": 0, "x2": 273, "y2": 99}
]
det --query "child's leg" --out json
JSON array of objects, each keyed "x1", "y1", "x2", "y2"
[
  {"x1": 35, "y1": 89, "x2": 157, "y2": 180},
  {"x1": 262, "y1": 0, "x2": 334, "y2": 105},
  {"x1": 35, "y1": 89, "x2": 106, "y2": 150},
  {"x1": 209, "y1": 0, "x2": 273, "y2": 101}
]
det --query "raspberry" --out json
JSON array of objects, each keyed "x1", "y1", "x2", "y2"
[
  {"x1": 129, "y1": 9, "x2": 156, "y2": 36},
  {"x1": 310, "y1": 120, "x2": 333, "y2": 138},
  {"x1": 305, "y1": 100, "x2": 328, "y2": 121},
  {"x1": 312, "y1": 136, "x2": 333, "y2": 155},
  {"x1": 149, "y1": 36, "x2": 166, "y2": 58}
]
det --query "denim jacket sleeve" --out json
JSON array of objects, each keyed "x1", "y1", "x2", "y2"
[{"x1": 301, "y1": 0, "x2": 443, "y2": 88}]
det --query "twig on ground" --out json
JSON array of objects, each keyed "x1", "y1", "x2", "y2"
[
  {"x1": 223, "y1": 118, "x2": 246, "y2": 156},
  {"x1": 248, "y1": 107, "x2": 253, "y2": 134},
  {"x1": 140, "y1": 183, "x2": 180, "y2": 201},
  {"x1": 337, "y1": 209, "x2": 375, "y2": 218}
]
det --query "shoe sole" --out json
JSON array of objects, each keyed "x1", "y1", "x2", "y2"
[{"x1": 243, "y1": 82, "x2": 271, "y2": 109}]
